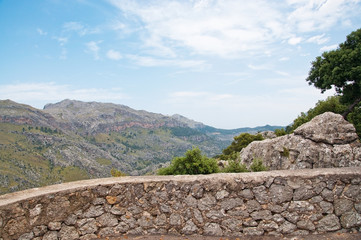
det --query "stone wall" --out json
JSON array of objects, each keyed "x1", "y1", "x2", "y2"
[{"x1": 0, "y1": 167, "x2": 361, "y2": 240}]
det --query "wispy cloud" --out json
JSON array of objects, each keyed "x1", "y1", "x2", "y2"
[
  {"x1": 106, "y1": 49, "x2": 122, "y2": 60},
  {"x1": 63, "y1": 21, "x2": 100, "y2": 36},
  {"x1": 0, "y1": 82, "x2": 129, "y2": 108},
  {"x1": 36, "y1": 28, "x2": 47, "y2": 36},
  {"x1": 53, "y1": 36, "x2": 68, "y2": 46},
  {"x1": 320, "y1": 44, "x2": 338, "y2": 52},
  {"x1": 126, "y1": 55, "x2": 208, "y2": 69},
  {"x1": 85, "y1": 41, "x2": 102, "y2": 60},
  {"x1": 306, "y1": 34, "x2": 329, "y2": 44},
  {"x1": 108, "y1": 0, "x2": 360, "y2": 59}
]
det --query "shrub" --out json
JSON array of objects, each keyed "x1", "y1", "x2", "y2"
[
  {"x1": 110, "y1": 168, "x2": 127, "y2": 177},
  {"x1": 158, "y1": 147, "x2": 219, "y2": 175},
  {"x1": 222, "y1": 159, "x2": 249, "y2": 173},
  {"x1": 250, "y1": 157, "x2": 268, "y2": 172}
]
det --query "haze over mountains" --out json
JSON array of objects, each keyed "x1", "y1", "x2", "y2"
[{"x1": 0, "y1": 99, "x2": 283, "y2": 194}]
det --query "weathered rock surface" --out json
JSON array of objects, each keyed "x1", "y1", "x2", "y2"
[{"x1": 239, "y1": 112, "x2": 361, "y2": 170}]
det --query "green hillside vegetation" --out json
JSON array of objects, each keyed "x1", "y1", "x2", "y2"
[{"x1": 0, "y1": 123, "x2": 88, "y2": 194}]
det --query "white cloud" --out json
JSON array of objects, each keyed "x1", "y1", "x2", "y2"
[
  {"x1": 126, "y1": 55, "x2": 208, "y2": 69},
  {"x1": 306, "y1": 34, "x2": 329, "y2": 44},
  {"x1": 63, "y1": 21, "x2": 99, "y2": 36},
  {"x1": 279, "y1": 57, "x2": 290, "y2": 61},
  {"x1": 320, "y1": 44, "x2": 338, "y2": 52},
  {"x1": 286, "y1": 0, "x2": 360, "y2": 32},
  {"x1": 85, "y1": 41, "x2": 102, "y2": 60},
  {"x1": 53, "y1": 36, "x2": 68, "y2": 46},
  {"x1": 107, "y1": 49, "x2": 122, "y2": 60},
  {"x1": 108, "y1": 0, "x2": 361, "y2": 59},
  {"x1": 0, "y1": 82, "x2": 129, "y2": 109},
  {"x1": 37, "y1": 28, "x2": 47, "y2": 36},
  {"x1": 288, "y1": 36, "x2": 302, "y2": 45}
]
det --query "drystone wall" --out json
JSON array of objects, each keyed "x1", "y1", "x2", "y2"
[{"x1": 0, "y1": 167, "x2": 361, "y2": 240}]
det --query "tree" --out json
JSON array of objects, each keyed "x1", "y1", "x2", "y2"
[
  {"x1": 220, "y1": 133, "x2": 264, "y2": 160},
  {"x1": 158, "y1": 147, "x2": 219, "y2": 175},
  {"x1": 307, "y1": 28, "x2": 361, "y2": 118}
]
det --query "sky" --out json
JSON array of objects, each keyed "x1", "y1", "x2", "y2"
[{"x1": 0, "y1": 0, "x2": 361, "y2": 129}]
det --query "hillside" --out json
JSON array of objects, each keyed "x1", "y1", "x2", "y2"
[{"x1": 0, "y1": 99, "x2": 283, "y2": 194}]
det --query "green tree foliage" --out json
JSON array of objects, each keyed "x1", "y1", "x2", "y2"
[
  {"x1": 307, "y1": 28, "x2": 361, "y2": 118},
  {"x1": 158, "y1": 147, "x2": 219, "y2": 175},
  {"x1": 274, "y1": 128, "x2": 287, "y2": 137},
  {"x1": 220, "y1": 133, "x2": 264, "y2": 160}
]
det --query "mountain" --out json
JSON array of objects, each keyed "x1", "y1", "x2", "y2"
[{"x1": 0, "y1": 99, "x2": 284, "y2": 194}]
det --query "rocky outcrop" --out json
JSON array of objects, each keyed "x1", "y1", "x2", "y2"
[{"x1": 239, "y1": 112, "x2": 361, "y2": 170}]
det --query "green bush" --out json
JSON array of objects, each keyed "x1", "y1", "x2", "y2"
[
  {"x1": 250, "y1": 158, "x2": 268, "y2": 172},
  {"x1": 158, "y1": 147, "x2": 219, "y2": 175},
  {"x1": 222, "y1": 159, "x2": 249, "y2": 173}
]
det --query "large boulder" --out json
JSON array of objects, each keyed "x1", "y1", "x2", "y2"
[{"x1": 239, "y1": 112, "x2": 361, "y2": 170}]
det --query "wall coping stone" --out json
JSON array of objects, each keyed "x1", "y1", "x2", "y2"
[{"x1": 1, "y1": 167, "x2": 360, "y2": 207}]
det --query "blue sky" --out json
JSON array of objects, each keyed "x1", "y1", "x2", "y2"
[{"x1": 1, "y1": 0, "x2": 360, "y2": 129}]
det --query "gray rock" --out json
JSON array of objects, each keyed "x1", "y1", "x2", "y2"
[
  {"x1": 42, "y1": 231, "x2": 58, "y2": 240},
  {"x1": 253, "y1": 185, "x2": 269, "y2": 204},
  {"x1": 115, "y1": 222, "x2": 130, "y2": 233},
  {"x1": 239, "y1": 189, "x2": 254, "y2": 199},
  {"x1": 221, "y1": 218, "x2": 243, "y2": 232},
  {"x1": 221, "y1": 198, "x2": 242, "y2": 210},
  {"x1": 243, "y1": 227, "x2": 264, "y2": 236},
  {"x1": 216, "y1": 190, "x2": 229, "y2": 200},
  {"x1": 288, "y1": 201, "x2": 315, "y2": 213},
  {"x1": 33, "y1": 225, "x2": 48, "y2": 237},
  {"x1": 239, "y1": 112, "x2": 361, "y2": 170},
  {"x1": 182, "y1": 220, "x2": 198, "y2": 235},
  {"x1": 204, "y1": 223, "x2": 223, "y2": 236},
  {"x1": 319, "y1": 201, "x2": 334, "y2": 214},
  {"x1": 48, "y1": 222, "x2": 62, "y2": 231},
  {"x1": 279, "y1": 221, "x2": 296, "y2": 234},
  {"x1": 18, "y1": 232, "x2": 34, "y2": 240},
  {"x1": 269, "y1": 184, "x2": 293, "y2": 204},
  {"x1": 317, "y1": 214, "x2": 341, "y2": 232},
  {"x1": 293, "y1": 187, "x2": 315, "y2": 201},
  {"x1": 251, "y1": 210, "x2": 272, "y2": 221},
  {"x1": 64, "y1": 214, "x2": 77, "y2": 226},
  {"x1": 79, "y1": 234, "x2": 98, "y2": 240},
  {"x1": 184, "y1": 195, "x2": 198, "y2": 208},
  {"x1": 343, "y1": 185, "x2": 361, "y2": 200},
  {"x1": 193, "y1": 209, "x2": 203, "y2": 224},
  {"x1": 82, "y1": 205, "x2": 104, "y2": 218},
  {"x1": 245, "y1": 199, "x2": 261, "y2": 213},
  {"x1": 334, "y1": 199, "x2": 354, "y2": 216},
  {"x1": 294, "y1": 112, "x2": 358, "y2": 145},
  {"x1": 191, "y1": 184, "x2": 204, "y2": 199},
  {"x1": 340, "y1": 211, "x2": 361, "y2": 228},
  {"x1": 297, "y1": 220, "x2": 315, "y2": 231},
  {"x1": 258, "y1": 220, "x2": 278, "y2": 231},
  {"x1": 59, "y1": 225, "x2": 79, "y2": 240},
  {"x1": 169, "y1": 213, "x2": 182, "y2": 226},
  {"x1": 96, "y1": 213, "x2": 118, "y2": 227},
  {"x1": 155, "y1": 213, "x2": 167, "y2": 226},
  {"x1": 78, "y1": 218, "x2": 97, "y2": 235}
]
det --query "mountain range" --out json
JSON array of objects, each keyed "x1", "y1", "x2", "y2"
[{"x1": 0, "y1": 99, "x2": 283, "y2": 194}]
